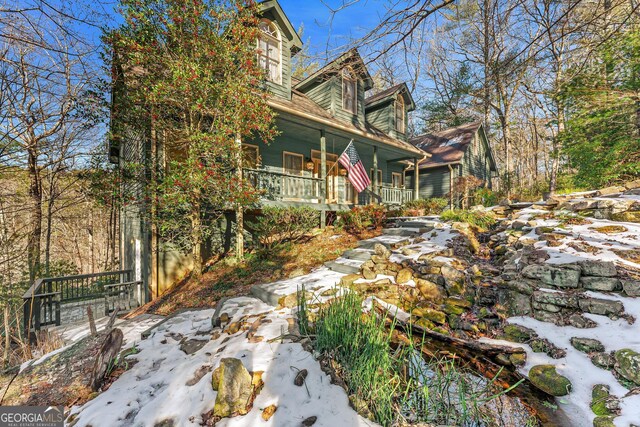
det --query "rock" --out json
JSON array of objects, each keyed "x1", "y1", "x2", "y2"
[
  {"x1": 413, "y1": 307, "x2": 447, "y2": 324},
  {"x1": 509, "y1": 353, "x2": 527, "y2": 366},
  {"x1": 179, "y1": 338, "x2": 208, "y2": 355},
  {"x1": 441, "y1": 265, "x2": 466, "y2": 295},
  {"x1": 591, "y1": 384, "x2": 620, "y2": 417},
  {"x1": 625, "y1": 179, "x2": 640, "y2": 190},
  {"x1": 591, "y1": 352, "x2": 616, "y2": 370},
  {"x1": 212, "y1": 358, "x2": 254, "y2": 417},
  {"x1": 580, "y1": 277, "x2": 622, "y2": 292},
  {"x1": 571, "y1": 337, "x2": 605, "y2": 353},
  {"x1": 502, "y1": 324, "x2": 537, "y2": 343},
  {"x1": 579, "y1": 261, "x2": 618, "y2": 277},
  {"x1": 622, "y1": 280, "x2": 640, "y2": 297},
  {"x1": 521, "y1": 264, "x2": 581, "y2": 288},
  {"x1": 262, "y1": 404, "x2": 277, "y2": 421},
  {"x1": 302, "y1": 416, "x2": 318, "y2": 426},
  {"x1": 578, "y1": 297, "x2": 624, "y2": 316},
  {"x1": 533, "y1": 290, "x2": 579, "y2": 308},
  {"x1": 614, "y1": 349, "x2": 640, "y2": 385},
  {"x1": 339, "y1": 274, "x2": 362, "y2": 287},
  {"x1": 530, "y1": 338, "x2": 567, "y2": 359},
  {"x1": 415, "y1": 279, "x2": 442, "y2": 301},
  {"x1": 362, "y1": 268, "x2": 376, "y2": 280},
  {"x1": 396, "y1": 268, "x2": 414, "y2": 284},
  {"x1": 374, "y1": 243, "x2": 391, "y2": 259},
  {"x1": 294, "y1": 369, "x2": 308, "y2": 386},
  {"x1": 289, "y1": 267, "x2": 306, "y2": 279},
  {"x1": 593, "y1": 417, "x2": 616, "y2": 427},
  {"x1": 597, "y1": 186, "x2": 626, "y2": 196},
  {"x1": 611, "y1": 211, "x2": 640, "y2": 223},
  {"x1": 591, "y1": 225, "x2": 628, "y2": 234},
  {"x1": 528, "y1": 365, "x2": 572, "y2": 396},
  {"x1": 568, "y1": 313, "x2": 598, "y2": 328}
]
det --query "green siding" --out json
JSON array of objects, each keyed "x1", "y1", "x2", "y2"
[
  {"x1": 364, "y1": 99, "x2": 408, "y2": 142},
  {"x1": 461, "y1": 133, "x2": 492, "y2": 188},
  {"x1": 407, "y1": 166, "x2": 451, "y2": 199},
  {"x1": 304, "y1": 78, "x2": 334, "y2": 113}
]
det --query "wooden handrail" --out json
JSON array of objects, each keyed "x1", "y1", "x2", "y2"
[{"x1": 244, "y1": 168, "x2": 323, "y2": 181}]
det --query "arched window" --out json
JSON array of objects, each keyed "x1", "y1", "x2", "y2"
[
  {"x1": 342, "y1": 67, "x2": 357, "y2": 114},
  {"x1": 395, "y1": 94, "x2": 405, "y2": 133},
  {"x1": 257, "y1": 19, "x2": 282, "y2": 84}
]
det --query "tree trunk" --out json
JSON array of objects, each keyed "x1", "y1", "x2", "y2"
[
  {"x1": 191, "y1": 200, "x2": 203, "y2": 279},
  {"x1": 235, "y1": 134, "x2": 244, "y2": 259},
  {"x1": 27, "y1": 145, "x2": 42, "y2": 281}
]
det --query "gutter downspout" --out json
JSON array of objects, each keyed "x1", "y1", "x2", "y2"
[{"x1": 448, "y1": 164, "x2": 454, "y2": 210}]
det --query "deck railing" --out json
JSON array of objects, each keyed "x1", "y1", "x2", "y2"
[
  {"x1": 244, "y1": 168, "x2": 413, "y2": 206},
  {"x1": 245, "y1": 168, "x2": 322, "y2": 201},
  {"x1": 23, "y1": 270, "x2": 141, "y2": 332}
]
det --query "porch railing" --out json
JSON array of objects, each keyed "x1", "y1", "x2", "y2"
[
  {"x1": 244, "y1": 168, "x2": 414, "y2": 206},
  {"x1": 378, "y1": 185, "x2": 414, "y2": 205},
  {"x1": 23, "y1": 270, "x2": 141, "y2": 332},
  {"x1": 245, "y1": 168, "x2": 322, "y2": 201}
]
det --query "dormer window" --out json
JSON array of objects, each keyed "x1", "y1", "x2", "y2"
[
  {"x1": 257, "y1": 19, "x2": 282, "y2": 84},
  {"x1": 395, "y1": 94, "x2": 405, "y2": 133},
  {"x1": 342, "y1": 68, "x2": 357, "y2": 114}
]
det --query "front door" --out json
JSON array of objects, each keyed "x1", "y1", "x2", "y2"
[{"x1": 314, "y1": 159, "x2": 339, "y2": 203}]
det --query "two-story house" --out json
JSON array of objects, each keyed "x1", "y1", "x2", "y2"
[{"x1": 112, "y1": 0, "x2": 428, "y2": 298}]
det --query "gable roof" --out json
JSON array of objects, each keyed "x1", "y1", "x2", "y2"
[
  {"x1": 259, "y1": 0, "x2": 303, "y2": 55},
  {"x1": 410, "y1": 121, "x2": 495, "y2": 170},
  {"x1": 268, "y1": 89, "x2": 425, "y2": 156},
  {"x1": 294, "y1": 48, "x2": 374, "y2": 92},
  {"x1": 365, "y1": 83, "x2": 416, "y2": 112}
]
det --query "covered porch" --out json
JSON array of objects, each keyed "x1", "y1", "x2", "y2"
[{"x1": 243, "y1": 116, "x2": 424, "y2": 209}]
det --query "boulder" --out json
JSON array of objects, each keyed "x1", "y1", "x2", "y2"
[
  {"x1": 579, "y1": 261, "x2": 617, "y2": 277},
  {"x1": 591, "y1": 352, "x2": 616, "y2": 370},
  {"x1": 362, "y1": 268, "x2": 376, "y2": 280},
  {"x1": 578, "y1": 297, "x2": 624, "y2": 317},
  {"x1": 412, "y1": 307, "x2": 446, "y2": 324},
  {"x1": 580, "y1": 277, "x2": 622, "y2": 292},
  {"x1": 415, "y1": 279, "x2": 442, "y2": 301},
  {"x1": 441, "y1": 265, "x2": 466, "y2": 295},
  {"x1": 596, "y1": 186, "x2": 626, "y2": 196},
  {"x1": 624, "y1": 179, "x2": 640, "y2": 190},
  {"x1": 593, "y1": 417, "x2": 616, "y2": 427},
  {"x1": 571, "y1": 337, "x2": 605, "y2": 353},
  {"x1": 614, "y1": 349, "x2": 640, "y2": 385},
  {"x1": 502, "y1": 324, "x2": 537, "y2": 343},
  {"x1": 374, "y1": 243, "x2": 391, "y2": 259},
  {"x1": 212, "y1": 358, "x2": 254, "y2": 417},
  {"x1": 339, "y1": 274, "x2": 362, "y2": 287},
  {"x1": 396, "y1": 268, "x2": 414, "y2": 284},
  {"x1": 521, "y1": 264, "x2": 580, "y2": 288},
  {"x1": 533, "y1": 290, "x2": 579, "y2": 308},
  {"x1": 528, "y1": 365, "x2": 572, "y2": 396},
  {"x1": 567, "y1": 313, "x2": 598, "y2": 329},
  {"x1": 622, "y1": 280, "x2": 640, "y2": 297},
  {"x1": 591, "y1": 384, "x2": 619, "y2": 417}
]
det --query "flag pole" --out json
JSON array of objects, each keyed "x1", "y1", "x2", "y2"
[{"x1": 323, "y1": 139, "x2": 353, "y2": 179}]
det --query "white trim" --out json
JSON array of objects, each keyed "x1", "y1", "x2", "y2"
[
  {"x1": 257, "y1": 19, "x2": 282, "y2": 85},
  {"x1": 342, "y1": 67, "x2": 357, "y2": 115}
]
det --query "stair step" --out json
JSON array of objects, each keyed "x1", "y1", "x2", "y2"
[
  {"x1": 342, "y1": 249, "x2": 373, "y2": 261},
  {"x1": 382, "y1": 228, "x2": 420, "y2": 237},
  {"x1": 394, "y1": 221, "x2": 437, "y2": 229},
  {"x1": 324, "y1": 261, "x2": 361, "y2": 275}
]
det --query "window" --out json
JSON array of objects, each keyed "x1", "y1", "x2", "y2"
[
  {"x1": 392, "y1": 172, "x2": 404, "y2": 188},
  {"x1": 342, "y1": 68, "x2": 357, "y2": 114},
  {"x1": 242, "y1": 144, "x2": 260, "y2": 168},
  {"x1": 283, "y1": 152, "x2": 304, "y2": 176},
  {"x1": 395, "y1": 94, "x2": 405, "y2": 133},
  {"x1": 257, "y1": 19, "x2": 282, "y2": 84}
]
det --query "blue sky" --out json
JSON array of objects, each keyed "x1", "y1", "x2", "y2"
[{"x1": 277, "y1": 0, "x2": 386, "y2": 59}]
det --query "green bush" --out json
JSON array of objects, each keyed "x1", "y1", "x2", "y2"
[
  {"x1": 249, "y1": 206, "x2": 319, "y2": 250},
  {"x1": 440, "y1": 209, "x2": 497, "y2": 230},
  {"x1": 402, "y1": 198, "x2": 449, "y2": 216},
  {"x1": 470, "y1": 188, "x2": 498, "y2": 207},
  {"x1": 338, "y1": 205, "x2": 386, "y2": 233}
]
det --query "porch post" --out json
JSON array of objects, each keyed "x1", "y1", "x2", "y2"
[
  {"x1": 372, "y1": 146, "x2": 378, "y2": 204},
  {"x1": 320, "y1": 130, "x2": 327, "y2": 228},
  {"x1": 413, "y1": 158, "x2": 420, "y2": 201}
]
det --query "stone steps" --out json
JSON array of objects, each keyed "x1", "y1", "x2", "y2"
[
  {"x1": 342, "y1": 249, "x2": 374, "y2": 261},
  {"x1": 381, "y1": 227, "x2": 420, "y2": 237},
  {"x1": 324, "y1": 260, "x2": 362, "y2": 275}
]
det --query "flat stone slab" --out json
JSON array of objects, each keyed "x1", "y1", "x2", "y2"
[{"x1": 250, "y1": 267, "x2": 344, "y2": 306}]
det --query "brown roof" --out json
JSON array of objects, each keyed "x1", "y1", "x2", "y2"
[
  {"x1": 267, "y1": 90, "x2": 424, "y2": 156},
  {"x1": 364, "y1": 83, "x2": 405, "y2": 106},
  {"x1": 410, "y1": 121, "x2": 482, "y2": 169}
]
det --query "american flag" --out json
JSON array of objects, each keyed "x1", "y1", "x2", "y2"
[{"x1": 338, "y1": 141, "x2": 371, "y2": 193}]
